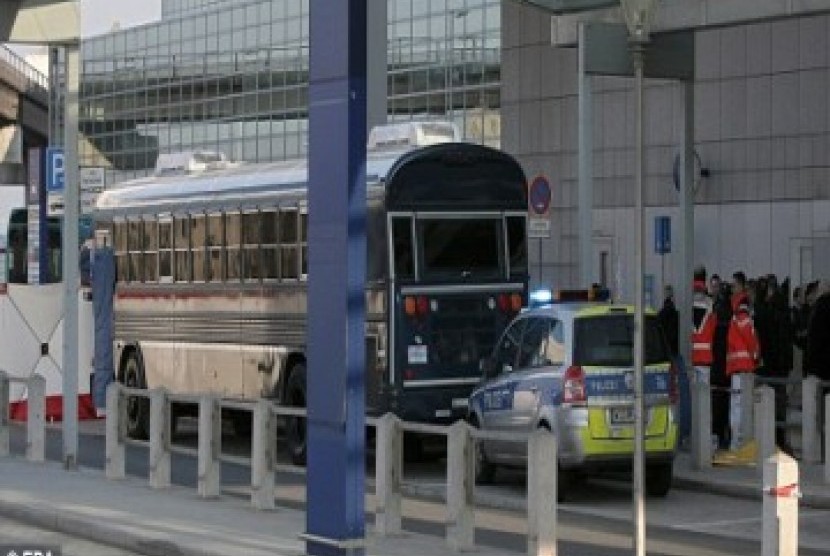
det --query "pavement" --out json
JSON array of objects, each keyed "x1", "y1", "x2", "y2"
[{"x1": 1, "y1": 441, "x2": 829, "y2": 556}]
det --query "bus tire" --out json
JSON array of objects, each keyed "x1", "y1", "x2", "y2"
[
  {"x1": 285, "y1": 363, "x2": 307, "y2": 466},
  {"x1": 122, "y1": 352, "x2": 150, "y2": 440}
]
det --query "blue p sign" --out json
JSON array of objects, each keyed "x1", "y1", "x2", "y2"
[{"x1": 46, "y1": 147, "x2": 65, "y2": 193}]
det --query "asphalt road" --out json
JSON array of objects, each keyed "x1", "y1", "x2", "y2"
[
  {"x1": 7, "y1": 420, "x2": 830, "y2": 555},
  {"x1": 0, "y1": 515, "x2": 143, "y2": 556}
]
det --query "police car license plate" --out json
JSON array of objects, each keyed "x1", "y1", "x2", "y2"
[{"x1": 609, "y1": 406, "x2": 634, "y2": 424}]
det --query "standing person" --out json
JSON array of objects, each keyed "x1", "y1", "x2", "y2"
[
  {"x1": 658, "y1": 284, "x2": 679, "y2": 357},
  {"x1": 804, "y1": 280, "x2": 830, "y2": 458},
  {"x1": 726, "y1": 285, "x2": 760, "y2": 451},
  {"x1": 732, "y1": 271, "x2": 750, "y2": 314},
  {"x1": 708, "y1": 274, "x2": 722, "y2": 299},
  {"x1": 691, "y1": 266, "x2": 717, "y2": 446},
  {"x1": 659, "y1": 284, "x2": 685, "y2": 445},
  {"x1": 710, "y1": 282, "x2": 732, "y2": 449}
]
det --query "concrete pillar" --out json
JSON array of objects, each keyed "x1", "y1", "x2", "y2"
[
  {"x1": 527, "y1": 429, "x2": 557, "y2": 556},
  {"x1": 802, "y1": 376, "x2": 821, "y2": 464},
  {"x1": 755, "y1": 386, "x2": 776, "y2": 475},
  {"x1": 692, "y1": 379, "x2": 712, "y2": 469},
  {"x1": 762, "y1": 452, "x2": 799, "y2": 556},
  {"x1": 374, "y1": 413, "x2": 402, "y2": 536},
  {"x1": 197, "y1": 395, "x2": 221, "y2": 498},
  {"x1": 446, "y1": 421, "x2": 474, "y2": 551},
  {"x1": 26, "y1": 374, "x2": 45, "y2": 463},
  {"x1": 251, "y1": 399, "x2": 276, "y2": 510},
  {"x1": 740, "y1": 373, "x2": 755, "y2": 445},
  {"x1": 148, "y1": 388, "x2": 171, "y2": 489},
  {"x1": 0, "y1": 371, "x2": 9, "y2": 457},
  {"x1": 105, "y1": 382, "x2": 125, "y2": 480}
]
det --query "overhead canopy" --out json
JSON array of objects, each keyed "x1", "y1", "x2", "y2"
[{"x1": 0, "y1": 0, "x2": 80, "y2": 44}]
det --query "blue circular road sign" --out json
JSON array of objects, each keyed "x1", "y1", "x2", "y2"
[{"x1": 529, "y1": 176, "x2": 551, "y2": 216}]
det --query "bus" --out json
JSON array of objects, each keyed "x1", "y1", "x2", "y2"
[{"x1": 93, "y1": 122, "x2": 529, "y2": 462}]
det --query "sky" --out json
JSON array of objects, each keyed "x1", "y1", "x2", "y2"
[{"x1": 81, "y1": 0, "x2": 162, "y2": 38}]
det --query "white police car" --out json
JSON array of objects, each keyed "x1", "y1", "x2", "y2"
[{"x1": 468, "y1": 291, "x2": 678, "y2": 497}]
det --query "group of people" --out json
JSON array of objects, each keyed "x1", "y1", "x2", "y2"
[{"x1": 659, "y1": 266, "x2": 830, "y2": 455}]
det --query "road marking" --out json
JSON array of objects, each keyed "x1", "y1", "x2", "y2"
[{"x1": 671, "y1": 511, "x2": 828, "y2": 530}]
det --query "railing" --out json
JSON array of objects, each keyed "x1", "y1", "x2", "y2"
[
  {"x1": 103, "y1": 383, "x2": 557, "y2": 555},
  {"x1": 0, "y1": 45, "x2": 49, "y2": 91}
]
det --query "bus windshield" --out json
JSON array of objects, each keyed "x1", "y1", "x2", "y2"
[{"x1": 418, "y1": 217, "x2": 501, "y2": 279}]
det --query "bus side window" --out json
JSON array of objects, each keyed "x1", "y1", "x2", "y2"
[
  {"x1": 391, "y1": 217, "x2": 414, "y2": 280},
  {"x1": 158, "y1": 218, "x2": 173, "y2": 282},
  {"x1": 191, "y1": 213, "x2": 208, "y2": 282},
  {"x1": 279, "y1": 208, "x2": 299, "y2": 280},
  {"x1": 261, "y1": 210, "x2": 278, "y2": 280},
  {"x1": 225, "y1": 212, "x2": 242, "y2": 281},
  {"x1": 206, "y1": 213, "x2": 224, "y2": 282},
  {"x1": 114, "y1": 220, "x2": 129, "y2": 283},
  {"x1": 300, "y1": 210, "x2": 308, "y2": 279},
  {"x1": 173, "y1": 215, "x2": 191, "y2": 282},
  {"x1": 506, "y1": 216, "x2": 527, "y2": 278},
  {"x1": 242, "y1": 211, "x2": 261, "y2": 282},
  {"x1": 128, "y1": 219, "x2": 143, "y2": 283},
  {"x1": 143, "y1": 217, "x2": 158, "y2": 282}
]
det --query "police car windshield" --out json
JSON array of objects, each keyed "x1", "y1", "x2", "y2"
[
  {"x1": 418, "y1": 217, "x2": 502, "y2": 279},
  {"x1": 573, "y1": 315, "x2": 668, "y2": 367}
]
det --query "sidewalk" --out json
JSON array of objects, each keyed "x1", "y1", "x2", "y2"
[{"x1": 0, "y1": 456, "x2": 503, "y2": 556}]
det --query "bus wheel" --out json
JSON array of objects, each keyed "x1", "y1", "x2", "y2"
[
  {"x1": 285, "y1": 364, "x2": 307, "y2": 466},
  {"x1": 122, "y1": 353, "x2": 149, "y2": 440}
]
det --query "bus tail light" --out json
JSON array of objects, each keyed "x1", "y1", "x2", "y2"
[
  {"x1": 668, "y1": 360, "x2": 679, "y2": 405},
  {"x1": 403, "y1": 368, "x2": 416, "y2": 380},
  {"x1": 497, "y1": 293, "x2": 510, "y2": 312},
  {"x1": 416, "y1": 296, "x2": 429, "y2": 315},
  {"x1": 563, "y1": 365, "x2": 586, "y2": 404},
  {"x1": 510, "y1": 293, "x2": 523, "y2": 312},
  {"x1": 404, "y1": 296, "x2": 417, "y2": 316}
]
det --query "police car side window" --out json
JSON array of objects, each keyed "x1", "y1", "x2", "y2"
[
  {"x1": 496, "y1": 319, "x2": 524, "y2": 372},
  {"x1": 543, "y1": 320, "x2": 566, "y2": 366},
  {"x1": 517, "y1": 317, "x2": 551, "y2": 369}
]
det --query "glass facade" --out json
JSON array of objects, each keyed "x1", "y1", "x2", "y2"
[{"x1": 79, "y1": 0, "x2": 502, "y2": 184}]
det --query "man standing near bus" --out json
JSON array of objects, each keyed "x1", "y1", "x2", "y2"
[
  {"x1": 726, "y1": 274, "x2": 760, "y2": 451},
  {"x1": 691, "y1": 266, "x2": 716, "y2": 448}
]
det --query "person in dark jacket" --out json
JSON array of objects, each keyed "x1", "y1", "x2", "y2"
[
  {"x1": 804, "y1": 280, "x2": 830, "y2": 458},
  {"x1": 658, "y1": 284, "x2": 679, "y2": 357},
  {"x1": 710, "y1": 282, "x2": 732, "y2": 449}
]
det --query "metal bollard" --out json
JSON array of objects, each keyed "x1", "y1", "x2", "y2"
[
  {"x1": 740, "y1": 373, "x2": 755, "y2": 447},
  {"x1": 148, "y1": 388, "x2": 171, "y2": 489},
  {"x1": 446, "y1": 421, "x2": 474, "y2": 551},
  {"x1": 0, "y1": 371, "x2": 9, "y2": 457},
  {"x1": 762, "y1": 452, "x2": 799, "y2": 556},
  {"x1": 375, "y1": 413, "x2": 402, "y2": 536},
  {"x1": 198, "y1": 395, "x2": 221, "y2": 498},
  {"x1": 527, "y1": 429, "x2": 557, "y2": 556},
  {"x1": 26, "y1": 375, "x2": 45, "y2": 463},
  {"x1": 755, "y1": 385, "x2": 776, "y2": 475},
  {"x1": 802, "y1": 376, "x2": 822, "y2": 464},
  {"x1": 692, "y1": 380, "x2": 712, "y2": 469},
  {"x1": 251, "y1": 399, "x2": 276, "y2": 510},
  {"x1": 105, "y1": 382, "x2": 125, "y2": 479}
]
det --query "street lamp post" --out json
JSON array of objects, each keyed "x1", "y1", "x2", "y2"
[{"x1": 620, "y1": 1, "x2": 657, "y2": 556}]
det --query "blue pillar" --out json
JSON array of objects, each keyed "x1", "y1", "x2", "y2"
[{"x1": 306, "y1": 2, "x2": 367, "y2": 556}]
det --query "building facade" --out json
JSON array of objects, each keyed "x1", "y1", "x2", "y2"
[
  {"x1": 503, "y1": 3, "x2": 830, "y2": 299},
  {"x1": 80, "y1": 0, "x2": 502, "y2": 184}
]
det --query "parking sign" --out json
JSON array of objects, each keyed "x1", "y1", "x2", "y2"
[{"x1": 46, "y1": 147, "x2": 65, "y2": 193}]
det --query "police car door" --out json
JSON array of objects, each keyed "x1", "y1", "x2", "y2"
[{"x1": 505, "y1": 316, "x2": 555, "y2": 457}]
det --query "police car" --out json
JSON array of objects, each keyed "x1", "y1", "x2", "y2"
[{"x1": 467, "y1": 289, "x2": 678, "y2": 497}]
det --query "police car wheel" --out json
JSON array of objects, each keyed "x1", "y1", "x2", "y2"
[
  {"x1": 645, "y1": 462, "x2": 673, "y2": 497},
  {"x1": 469, "y1": 417, "x2": 497, "y2": 484}
]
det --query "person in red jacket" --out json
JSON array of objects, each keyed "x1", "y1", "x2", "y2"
[{"x1": 726, "y1": 283, "x2": 760, "y2": 450}]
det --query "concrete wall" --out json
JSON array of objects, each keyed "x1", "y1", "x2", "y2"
[{"x1": 503, "y1": 3, "x2": 830, "y2": 299}]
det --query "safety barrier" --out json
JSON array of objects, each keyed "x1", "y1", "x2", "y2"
[
  {"x1": 0, "y1": 371, "x2": 46, "y2": 462},
  {"x1": 104, "y1": 382, "x2": 559, "y2": 556}
]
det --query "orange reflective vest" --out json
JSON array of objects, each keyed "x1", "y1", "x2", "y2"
[
  {"x1": 726, "y1": 312, "x2": 759, "y2": 375},
  {"x1": 691, "y1": 284, "x2": 715, "y2": 366}
]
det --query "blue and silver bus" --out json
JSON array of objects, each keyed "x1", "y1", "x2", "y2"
[{"x1": 94, "y1": 122, "x2": 529, "y2": 462}]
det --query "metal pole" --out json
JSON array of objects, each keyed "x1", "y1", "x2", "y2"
[
  {"x1": 577, "y1": 23, "x2": 594, "y2": 287},
  {"x1": 631, "y1": 41, "x2": 646, "y2": 556},
  {"x1": 62, "y1": 43, "x2": 80, "y2": 471}
]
